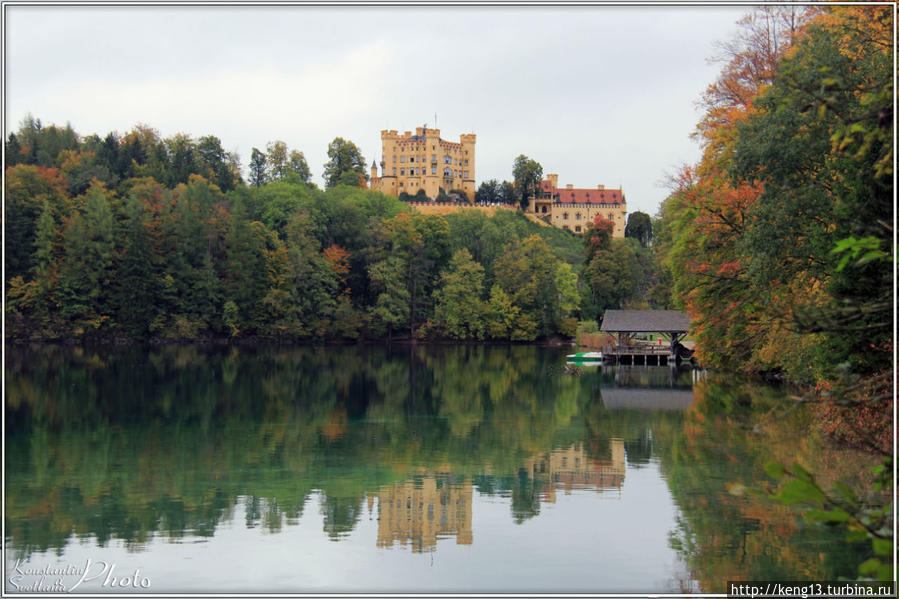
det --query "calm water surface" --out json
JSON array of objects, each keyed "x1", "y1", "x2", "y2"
[{"x1": 5, "y1": 344, "x2": 875, "y2": 593}]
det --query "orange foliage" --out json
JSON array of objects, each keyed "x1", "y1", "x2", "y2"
[{"x1": 323, "y1": 244, "x2": 350, "y2": 278}]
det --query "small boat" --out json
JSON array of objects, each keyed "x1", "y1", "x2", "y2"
[{"x1": 566, "y1": 351, "x2": 603, "y2": 363}]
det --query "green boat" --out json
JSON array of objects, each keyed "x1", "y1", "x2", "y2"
[{"x1": 566, "y1": 351, "x2": 604, "y2": 363}]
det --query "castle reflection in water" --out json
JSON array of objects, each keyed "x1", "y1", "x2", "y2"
[{"x1": 372, "y1": 440, "x2": 625, "y2": 552}]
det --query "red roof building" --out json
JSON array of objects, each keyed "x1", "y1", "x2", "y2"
[{"x1": 529, "y1": 173, "x2": 627, "y2": 236}]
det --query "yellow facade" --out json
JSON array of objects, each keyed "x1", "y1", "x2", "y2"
[
  {"x1": 370, "y1": 127, "x2": 476, "y2": 201},
  {"x1": 374, "y1": 473, "x2": 473, "y2": 552}
]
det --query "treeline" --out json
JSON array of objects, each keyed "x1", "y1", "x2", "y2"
[
  {"x1": 5, "y1": 124, "x2": 590, "y2": 341},
  {"x1": 653, "y1": 5, "x2": 892, "y2": 455},
  {"x1": 4, "y1": 115, "x2": 666, "y2": 343}
]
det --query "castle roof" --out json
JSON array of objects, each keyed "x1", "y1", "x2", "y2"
[{"x1": 540, "y1": 179, "x2": 624, "y2": 204}]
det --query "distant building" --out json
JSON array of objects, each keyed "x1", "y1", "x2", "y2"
[
  {"x1": 370, "y1": 127, "x2": 476, "y2": 201},
  {"x1": 527, "y1": 173, "x2": 627, "y2": 237}
]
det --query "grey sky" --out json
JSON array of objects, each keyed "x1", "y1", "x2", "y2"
[{"x1": 5, "y1": 4, "x2": 745, "y2": 216}]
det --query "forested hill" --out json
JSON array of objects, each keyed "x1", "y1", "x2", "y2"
[{"x1": 5, "y1": 122, "x2": 587, "y2": 342}]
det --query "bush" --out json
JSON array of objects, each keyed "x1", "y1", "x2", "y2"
[{"x1": 576, "y1": 320, "x2": 598, "y2": 336}]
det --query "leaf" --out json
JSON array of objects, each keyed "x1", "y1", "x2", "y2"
[
  {"x1": 764, "y1": 460, "x2": 785, "y2": 479},
  {"x1": 806, "y1": 508, "x2": 850, "y2": 523},
  {"x1": 846, "y1": 529, "x2": 870, "y2": 543},
  {"x1": 858, "y1": 558, "x2": 881, "y2": 576},
  {"x1": 832, "y1": 482, "x2": 860, "y2": 508},
  {"x1": 791, "y1": 462, "x2": 814, "y2": 484},
  {"x1": 775, "y1": 478, "x2": 825, "y2": 505},
  {"x1": 875, "y1": 562, "x2": 892, "y2": 582},
  {"x1": 872, "y1": 537, "x2": 893, "y2": 557}
]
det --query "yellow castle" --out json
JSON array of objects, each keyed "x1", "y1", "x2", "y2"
[{"x1": 370, "y1": 127, "x2": 476, "y2": 201}]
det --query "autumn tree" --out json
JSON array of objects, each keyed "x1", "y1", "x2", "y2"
[
  {"x1": 266, "y1": 140, "x2": 289, "y2": 181},
  {"x1": 5, "y1": 164, "x2": 70, "y2": 284}
]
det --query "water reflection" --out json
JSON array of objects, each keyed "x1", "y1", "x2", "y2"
[
  {"x1": 4, "y1": 344, "x2": 875, "y2": 593},
  {"x1": 375, "y1": 474, "x2": 473, "y2": 552}
]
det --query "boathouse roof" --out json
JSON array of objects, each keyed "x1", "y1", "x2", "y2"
[{"x1": 600, "y1": 310, "x2": 690, "y2": 333}]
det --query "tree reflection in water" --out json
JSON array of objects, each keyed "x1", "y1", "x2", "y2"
[{"x1": 5, "y1": 344, "x2": 875, "y2": 588}]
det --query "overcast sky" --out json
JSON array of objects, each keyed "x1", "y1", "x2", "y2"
[{"x1": 5, "y1": 4, "x2": 746, "y2": 216}]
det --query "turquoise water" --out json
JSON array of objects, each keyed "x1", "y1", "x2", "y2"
[{"x1": 4, "y1": 344, "x2": 873, "y2": 593}]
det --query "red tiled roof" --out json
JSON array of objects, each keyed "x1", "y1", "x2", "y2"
[{"x1": 540, "y1": 180, "x2": 624, "y2": 204}]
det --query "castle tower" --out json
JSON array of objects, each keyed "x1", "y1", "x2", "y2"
[
  {"x1": 460, "y1": 134, "x2": 476, "y2": 201},
  {"x1": 373, "y1": 127, "x2": 475, "y2": 201},
  {"x1": 547, "y1": 173, "x2": 559, "y2": 190}
]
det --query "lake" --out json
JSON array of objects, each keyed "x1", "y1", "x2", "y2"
[{"x1": 4, "y1": 344, "x2": 877, "y2": 594}]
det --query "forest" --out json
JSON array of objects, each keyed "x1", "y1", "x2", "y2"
[{"x1": 4, "y1": 115, "x2": 660, "y2": 343}]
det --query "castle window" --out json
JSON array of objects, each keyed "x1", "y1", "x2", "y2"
[
  {"x1": 393, "y1": 155, "x2": 396, "y2": 163},
  {"x1": 410, "y1": 156, "x2": 415, "y2": 163},
  {"x1": 400, "y1": 156, "x2": 405, "y2": 163},
  {"x1": 563, "y1": 213, "x2": 569, "y2": 220},
  {"x1": 400, "y1": 168, "x2": 405, "y2": 175},
  {"x1": 541, "y1": 205, "x2": 547, "y2": 214},
  {"x1": 575, "y1": 226, "x2": 582, "y2": 233},
  {"x1": 576, "y1": 213, "x2": 581, "y2": 220},
  {"x1": 432, "y1": 167, "x2": 436, "y2": 175},
  {"x1": 392, "y1": 168, "x2": 396, "y2": 175},
  {"x1": 464, "y1": 159, "x2": 468, "y2": 166},
  {"x1": 463, "y1": 171, "x2": 468, "y2": 178}
]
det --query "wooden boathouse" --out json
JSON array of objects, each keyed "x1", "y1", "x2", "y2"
[{"x1": 599, "y1": 310, "x2": 692, "y2": 366}]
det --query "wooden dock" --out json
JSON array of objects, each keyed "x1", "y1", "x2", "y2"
[{"x1": 598, "y1": 344, "x2": 676, "y2": 366}]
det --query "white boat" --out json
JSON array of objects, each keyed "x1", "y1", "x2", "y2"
[{"x1": 566, "y1": 351, "x2": 603, "y2": 362}]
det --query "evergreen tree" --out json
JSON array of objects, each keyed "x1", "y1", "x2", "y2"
[
  {"x1": 249, "y1": 147, "x2": 267, "y2": 188},
  {"x1": 113, "y1": 196, "x2": 157, "y2": 336}
]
